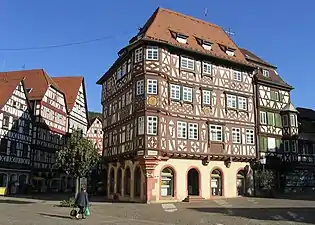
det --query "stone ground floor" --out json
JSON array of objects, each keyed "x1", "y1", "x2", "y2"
[
  {"x1": 0, "y1": 168, "x2": 30, "y2": 194},
  {"x1": 106, "y1": 158, "x2": 254, "y2": 203},
  {"x1": 0, "y1": 196, "x2": 315, "y2": 224}
]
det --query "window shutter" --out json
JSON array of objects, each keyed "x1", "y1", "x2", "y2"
[{"x1": 267, "y1": 112, "x2": 274, "y2": 126}]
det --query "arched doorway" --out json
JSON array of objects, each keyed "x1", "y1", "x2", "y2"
[
  {"x1": 187, "y1": 168, "x2": 199, "y2": 196},
  {"x1": 134, "y1": 167, "x2": 141, "y2": 197},
  {"x1": 124, "y1": 167, "x2": 131, "y2": 196},
  {"x1": 237, "y1": 170, "x2": 246, "y2": 196},
  {"x1": 211, "y1": 169, "x2": 223, "y2": 196},
  {"x1": 109, "y1": 169, "x2": 115, "y2": 194},
  {"x1": 0, "y1": 173, "x2": 7, "y2": 187},
  {"x1": 161, "y1": 167, "x2": 175, "y2": 197},
  {"x1": 9, "y1": 174, "x2": 18, "y2": 194},
  {"x1": 117, "y1": 168, "x2": 122, "y2": 195}
]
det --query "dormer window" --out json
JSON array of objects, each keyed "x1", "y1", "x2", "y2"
[
  {"x1": 170, "y1": 30, "x2": 188, "y2": 44},
  {"x1": 263, "y1": 69, "x2": 269, "y2": 77},
  {"x1": 26, "y1": 88, "x2": 33, "y2": 93},
  {"x1": 196, "y1": 37, "x2": 212, "y2": 51},
  {"x1": 226, "y1": 49, "x2": 235, "y2": 56}
]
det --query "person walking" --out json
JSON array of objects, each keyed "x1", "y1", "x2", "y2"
[{"x1": 75, "y1": 185, "x2": 90, "y2": 219}]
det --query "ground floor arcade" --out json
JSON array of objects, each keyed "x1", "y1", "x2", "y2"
[
  {"x1": 106, "y1": 158, "x2": 254, "y2": 203},
  {"x1": 0, "y1": 169, "x2": 30, "y2": 195}
]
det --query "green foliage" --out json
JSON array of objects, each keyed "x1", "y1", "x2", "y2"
[
  {"x1": 88, "y1": 111, "x2": 102, "y2": 120},
  {"x1": 54, "y1": 129, "x2": 100, "y2": 178},
  {"x1": 255, "y1": 169, "x2": 274, "y2": 190},
  {"x1": 60, "y1": 197, "x2": 76, "y2": 207}
]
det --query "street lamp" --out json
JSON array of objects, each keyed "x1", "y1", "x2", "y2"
[{"x1": 260, "y1": 157, "x2": 266, "y2": 170}]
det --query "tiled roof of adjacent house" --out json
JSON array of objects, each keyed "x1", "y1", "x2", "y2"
[
  {"x1": 134, "y1": 7, "x2": 251, "y2": 66},
  {"x1": 0, "y1": 69, "x2": 61, "y2": 100},
  {"x1": 0, "y1": 77, "x2": 23, "y2": 108},
  {"x1": 52, "y1": 76, "x2": 84, "y2": 112},
  {"x1": 239, "y1": 48, "x2": 292, "y2": 89}
]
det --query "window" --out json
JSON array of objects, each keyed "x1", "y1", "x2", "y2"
[
  {"x1": 238, "y1": 96, "x2": 247, "y2": 110},
  {"x1": 275, "y1": 114, "x2": 282, "y2": 127},
  {"x1": 134, "y1": 47, "x2": 143, "y2": 63},
  {"x1": 188, "y1": 123, "x2": 198, "y2": 140},
  {"x1": 177, "y1": 121, "x2": 187, "y2": 139},
  {"x1": 146, "y1": 46, "x2": 159, "y2": 60},
  {"x1": 170, "y1": 84, "x2": 181, "y2": 100},
  {"x1": 232, "y1": 128, "x2": 241, "y2": 144},
  {"x1": 226, "y1": 49, "x2": 235, "y2": 56},
  {"x1": 270, "y1": 90, "x2": 279, "y2": 101},
  {"x1": 116, "y1": 67, "x2": 122, "y2": 80},
  {"x1": 22, "y1": 144, "x2": 28, "y2": 157},
  {"x1": 227, "y1": 95, "x2": 237, "y2": 109},
  {"x1": 2, "y1": 116, "x2": 9, "y2": 128},
  {"x1": 263, "y1": 69, "x2": 269, "y2": 77},
  {"x1": 122, "y1": 62, "x2": 127, "y2": 76},
  {"x1": 283, "y1": 115, "x2": 289, "y2": 126},
  {"x1": 0, "y1": 139, "x2": 8, "y2": 153},
  {"x1": 290, "y1": 114, "x2": 297, "y2": 127},
  {"x1": 202, "y1": 62, "x2": 212, "y2": 75},
  {"x1": 147, "y1": 116, "x2": 158, "y2": 135},
  {"x1": 181, "y1": 56, "x2": 194, "y2": 70},
  {"x1": 267, "y1": 112, "x2": 275, "y2": 126},
  {"x1": 233, "y1": 71, "x2": 242, "y2": 81},
  {"x1": 136, "y1": 80, "x2": 144, "y2": 95},
  {"x1": 176, "y1": 34, "x2": 188, "y2": 44},
  {"x1": 138, "y1": 116, "x2": 144, "y2": 135},
  {"x1": 292, "y1": 140, "x2": 297, "y2": 153},
  {"x1": 284, "y1": 140, "x2": 290, "y2": 152},
  {"x1": 202, "y1": 90, "x2": 211, "y2": 105},
  {"x1": 276, "y1": 138, "x2": 281, "y2": 151},
  {"x1": 259, "y1": 136, "x2": 268, "y2": 152},
  {"x1": 260, "y1": 111, "x2": 267, "y2": 124},
  {"x1": 23, "y1": 121, "x2": 30, "y2": 134},
  {"x1": 147, "y1": 79, "x2": 158, "y2": 94},
  {"x1": 12, "y1": 119, "x2": 19, "y2": 131},
  {"x1": 246, "y1": 129, "x2": 254, "y2": 144},
  {"x1": 94, "y1": 130, "x2": 97, "y2": 134},
  {"x1": 209, "y1": 125, "x2": 223, "y2": 142},
  {"x1": 182, "y1": 87, "x2": 193, "y2": 102},
  {"x1": 10, "y1": 141, "x2": 17, "y2": 156}
]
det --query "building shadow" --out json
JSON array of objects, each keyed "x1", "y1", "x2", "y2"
[
  {"x1": 188, "y1": 207, "x2": 315, "y2": 224},
  {"x1": 0, "y1": 199, "x2": 33, "y2": 204},
  {"x1": 38, "y1": 213, "x2": 71, "y2": 220}
]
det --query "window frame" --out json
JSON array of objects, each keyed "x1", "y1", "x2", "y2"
[
  {"x1": 147, "y1": 79, "x2": 158, "y2": 95},
  {"x1": 147, "y1": 116, "x2": 158, "y2": 135},
  {"x1": 202, "y1": 89, "x2": 211, "y2": 105},
  {"x1": 232, "y1": 128, "x2": 241, "y2": 144},
  {"x1": 246, "y1": 129, "x2": 255, "y2": 145},
  {"x1": 227, "y1": 94, "x2": 237, "y2": 109},
  {"x1": 146, "y1": 46, "x2": 159, "y2": 60},
  {"x1": 177, "y1": 121, "x2": 187, "y2": 139},
  {"x1": 238, "y1": 96, "x2": 247, "y2": 111},
  {"x1": 233, "y1": 71, "x2": 242, "y2": 81},
  {"x1": 180, "y1": 56, "x2": 195, "y2": 70},
  {"x1": 134, "y1": 47, "x2": 143, "y2": 63},
  {"x1": 260, "y1": 111, "x2": 267, "y2": 125},
  {"x1": 182, "y1": 86, "x2": 193, "y2": 102},
  {"x1": 263, "y1": 69, "x2": 269, "y2": 77},
  {"x1": 188, "y1": 123, "x2": 198, "y2": 140},
  {"x1": 138, "y1": 116, "x2": 145, "y2": 135},
  {"x1": 202, "y1": 61, "x2": 212, "y2": 75},
  {"x1": 2, "y1": 115, "x2": 9, "y2": 128},
  {"x1": 284, "y1": 140, "x2": 290, "y2": 152},
  {"x1": 136, "y1": 80, "x2": 144, "y2": 95},
  {"x1": 209, "y1": 125, "x2": 223, "y2": 142},
  {"x1": 170, "y1": 84, "x2": 181, "y2": 100}
]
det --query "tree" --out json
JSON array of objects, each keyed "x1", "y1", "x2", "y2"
[{"x1": 54, "y1": 129, "x2": 100, "y2": 196}]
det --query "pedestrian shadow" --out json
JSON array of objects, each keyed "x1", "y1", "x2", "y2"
[
  {"x1": 188, "y1": 207, "x2": 315, "y2": 224},
  {"x1": 38, "y1": 213, "x2": 71, "y2": 220}
]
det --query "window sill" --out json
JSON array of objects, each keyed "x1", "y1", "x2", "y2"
[
  {"x1": 146, "y1": 58, "x2": 159, "y2": 61},
  {"x1": 180, "y1": 67, "x2": 195, "y2": 73}
]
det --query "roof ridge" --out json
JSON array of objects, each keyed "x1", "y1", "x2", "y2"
[{"x1": 158, "y1": 7, "x2": 221, "y2": 30}]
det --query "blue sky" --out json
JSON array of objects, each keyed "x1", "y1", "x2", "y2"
[{"x1": 0, "y1": 0, "x2": 314, "y2": 112}]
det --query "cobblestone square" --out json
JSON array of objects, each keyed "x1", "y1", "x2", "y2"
[{"x1": 0, "y1": 197, "x2": 315, "y2": 225}]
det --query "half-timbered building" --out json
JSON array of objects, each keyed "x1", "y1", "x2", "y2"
[
  {"x1": 0, "y1": 69, "x2": 69, "y2": 193},
  {"x1": 0, "y1": 77, "x2": 33, "y2": 194},
  {"x1": 52, "y1": 76, "x2": 89, "y2": 135},
  {"x1": 97, "y1": 8, "x2": 257, "y2": 203},
  {"x1": 87, "y1": 117, "x2": 103, "y2": 155}
]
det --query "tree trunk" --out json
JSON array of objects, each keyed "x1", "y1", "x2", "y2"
[{"x1": 75, "y1": 177, "x2": 80, "y2": 198}]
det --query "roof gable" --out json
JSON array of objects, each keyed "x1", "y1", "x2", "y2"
[
  {"x1": 0, "y1": 69, "x2": 61, "y2": 100},
  {"x1": 133, "y1": 7, "x2": 250, "y2": 66},
  {"x1": 52, "y1": 76, "x2": 84, "y2": 112},
  {"x1": 0, "y1": 78, "x2": 23, "y2": 108}
]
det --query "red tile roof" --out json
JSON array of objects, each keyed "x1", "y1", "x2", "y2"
[
  {"x1": 0, "y1": 69, "x2": 61, "y2": 100},
  {"x1": 0, "y1": 77, "x2": 23, "y2": 108},
  {"x1": 136, "y1": 7, "x2": 251, "y2": 66},
  {"x1": 52, "y1": 76, "x2": 84, "y2": 112},
  {"x1": 240, "y1": 48, "x2": 276, "y2": 68}
]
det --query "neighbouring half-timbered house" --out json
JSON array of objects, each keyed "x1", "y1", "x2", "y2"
[
  {"x1": 0, "y1": 69, "x2": 69, "y2": 193},
  {"x1": 97, "y1": 8, "x2": 257, "y2": 203},
  {"x1": 0, "y1": 77, "x2": 33, "y2": 194},
  {"x1": 240, "y1": 49, "x2": 302, "y2": 190},
  {"x1": 52, "y1": 77, "x2": 89, "y2": 135},
  {"x1": 87, "y1": 117, "x2": 103, "y2": 155}
]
